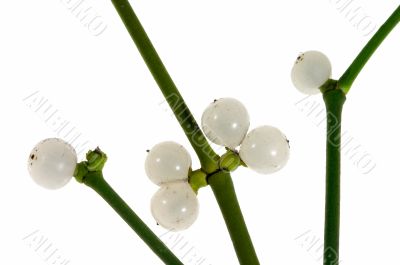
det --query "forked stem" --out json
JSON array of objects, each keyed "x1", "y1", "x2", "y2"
[{"x1": 109, "y1": 1, "x2": 260, "y2": 264}]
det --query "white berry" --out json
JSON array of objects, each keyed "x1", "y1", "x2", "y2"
[
  {"x1": 239, "y1": 126, "x2": 290, "y2": 174},
  {"x1": 28, "y1": 138, "x2": 77, "y2": 189},
  {"x1": 291, "y1": 50, "x2": 332, "y2": 95},
  {"x1": 201, "y1": 98, "x2": 250, "y2": 149},
  {"x1": 145, "y1": 142, "x2": 192, "y2": 186},
  {"x1": 151, "y1": 181, "x2": 199, "y2": 231}
]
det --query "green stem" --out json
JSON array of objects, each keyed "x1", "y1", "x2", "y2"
[
  {"x1": 110, "y1": 0, "x2": 219, "y2": 173},
  {"x1": 208, "y1": 171, "x2": 260, "y2": 265},
  {"x1": 339, "y1": 5, "x2": 400, "y2": 93},
  {"x1": 110, "y1": 2, "x2": 260, "y2": 263},
  {"x1": 322, "y1": 89, "x2": 346, "y2": 265},
  {"x1": 83, "y1": 171, "x2": 183, "y2": 265}
]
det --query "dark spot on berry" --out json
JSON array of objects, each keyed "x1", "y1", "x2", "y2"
[
  {"x1": 213, "y1": 99, "x2": 217, "y2": 103},
  {"x1": 30, "y1": 154, "x2": 35, "y2": 160},
  {"x1": 146, "y1": 149, "x2": 150, "y2": 153},
  {"x1": 296, "y1": 54, "x2": 304, "y2": 63},
  {"x1": 156, "y1": 222, "x2": 159, "y2": 226}
]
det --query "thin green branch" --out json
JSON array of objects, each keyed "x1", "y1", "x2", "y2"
[
  {"x1": 208, "y1": 171, "x2": 260, "y2": 265},
  {"x1": 110, "y1": 0, "x2": 219, "y2": 173},
  {"x1": 322, "y1": 89, "x2": 346, "y2": 265},
  {"x1": 74, "y1": 149, "x2": 183, "y2": 264},
  {"x1": 339, "y1": 5, "x2": 400, "y2": 93},
  {"x1": 82, "y1": 171, "x2": 183, "y2": 265}
]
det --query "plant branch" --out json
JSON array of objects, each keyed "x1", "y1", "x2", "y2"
[
  {"x1": 82, "y1": 171, "x2": 184, "y2": 265},
  {"x1": 208, "y1": 171, "x2": 260, "y2": 265},
  {"x1": 322, "y1": 89, "x2": 346, "y2": 265},
  {"x1": 339, "y1": 5, "x2": 400, "y2": 93},
  {"x1": 110, "y1": 0, "x2": 219, "y2": 173},
  {"x1": 74, "y1": 149, "x2": 183, "y2": 264},
  {"x1": 109, "y1": 2, "x2": 260, "y2": 264}
]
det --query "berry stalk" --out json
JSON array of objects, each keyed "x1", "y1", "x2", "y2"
[
  {"x1": 110, "y1": 0, "x2": 219, "y2": 173},
  {"x1": 208, "y1": 171, "x2": 260, "y2": 265},
  {"x1": 82, "y1": 171, "x2": 184, "y2": 265},
  {"x1": 339, "y1": 4, "x2": 400, "y2": 93},
  {"x1": 322, "y1": 89, "x2": 346, "y2": 265}
]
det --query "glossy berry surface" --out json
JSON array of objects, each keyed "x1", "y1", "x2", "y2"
[
  {"x1": 201, "y1": 98, "x2": 250, "y2": 149},
  {"x1": 145, "y1": 141, "x2": 192, "y2": 185},
  {"x1": 151, "y1": 181, "x2": 199, "y2": 231},
  {"x1": 239, "y1": 126, "x2": 290, "y2": 174},
  {"x1": 291, "y1": 50, "x2": 332, "y2": 95},
  {"x1": 28, "y1": 138, "x2": 77, "y2": 189}
]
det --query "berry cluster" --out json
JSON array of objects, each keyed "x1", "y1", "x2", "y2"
[
  {"x1": 145, "y1": 142, "x2": 199, "y2": 231},
  {"x1": 145, "y1": 97, "x2": 290, "y2": 231},
  {"x1": 202, "y1": 98, "x2": 290, "y2": 174}
]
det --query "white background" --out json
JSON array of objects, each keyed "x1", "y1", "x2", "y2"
[{"x1": 1, "y1": 0, "x2": 400, "y2": 264}]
